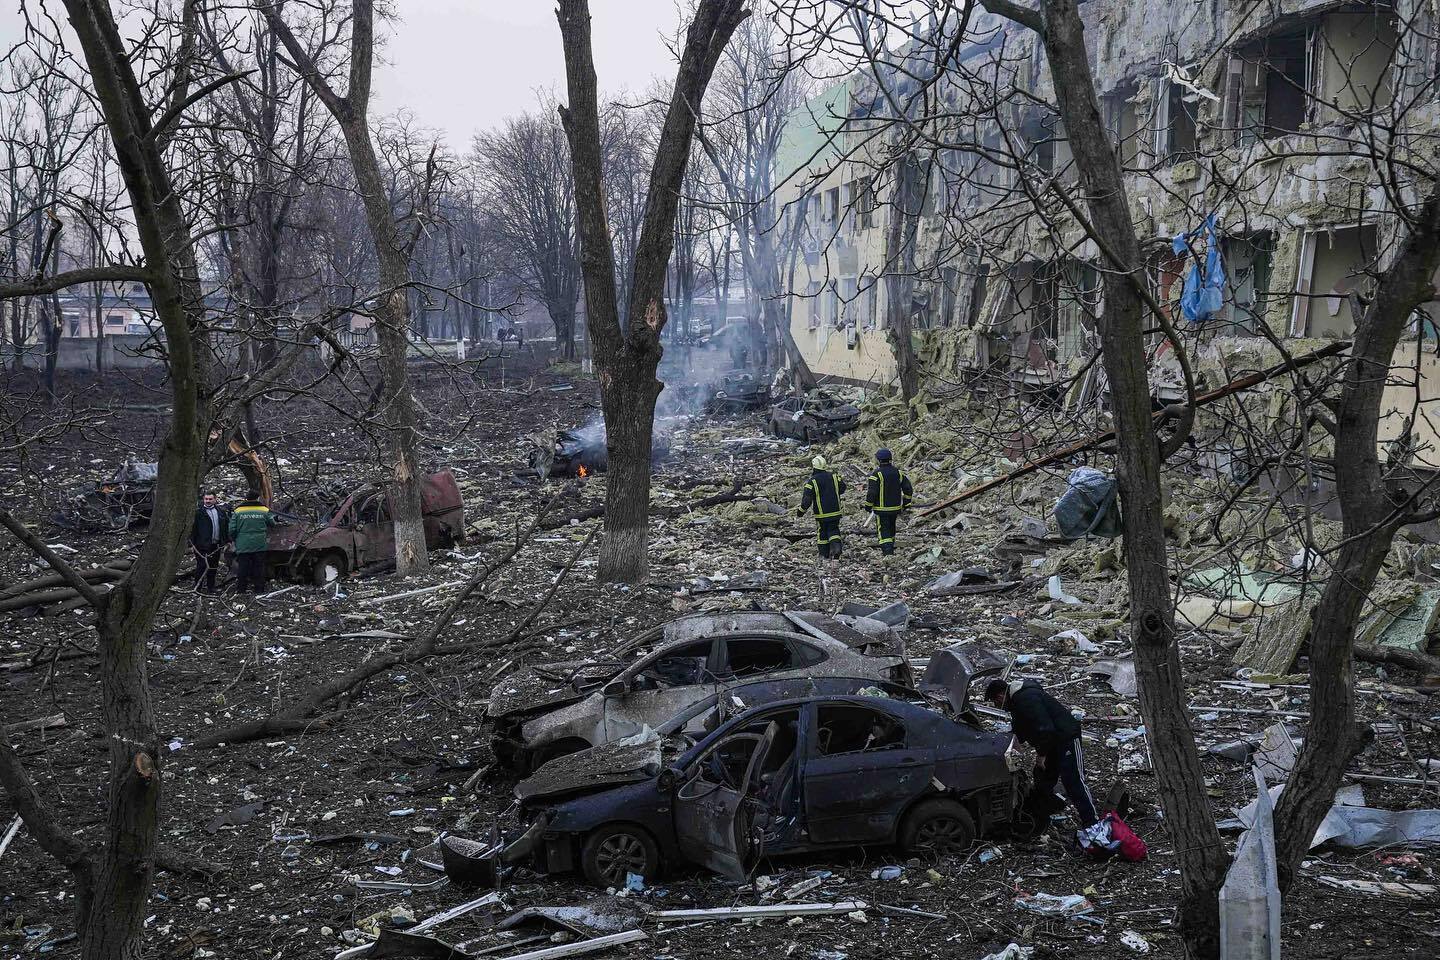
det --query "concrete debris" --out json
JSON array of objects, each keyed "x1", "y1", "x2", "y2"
[
  {"x1": 1219, "y1": 768, "x2": 1281, "y2": 960},
  {"x1": 1088, "y1": 658, "x2": 1138, "y2": 697}
]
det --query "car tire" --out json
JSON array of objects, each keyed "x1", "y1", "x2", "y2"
[
  {"x1": 311, "y1": 551, "x2": 347, "y2": 587},
  {"x1": 581, "y1": 824, "x2": 660, "y2": 888},
  {"x1": 899, "y1": 798, "x2": 976, "y2": 860}
]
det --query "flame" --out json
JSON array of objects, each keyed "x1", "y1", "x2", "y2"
[{"x1": 577, "y1": 465, "x2": 590, "y2": 479}]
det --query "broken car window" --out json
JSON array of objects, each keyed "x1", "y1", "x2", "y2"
[
  {"x1": 815, "y1": 704, "x2": 906, "y2": 755},
  {"x1": 717, "y1": 637, "x2": 797, "y2": 680},
  {"x1": 631, "y1": 639, "x2": 713, "y2": 690}
]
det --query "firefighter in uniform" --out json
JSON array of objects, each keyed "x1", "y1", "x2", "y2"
[
  {"x1": 864, "y1": 447, "x2": 912, "y2": 555},
  {"x1": 799, "y1": 455, "x2": 846, "y2": 559}
]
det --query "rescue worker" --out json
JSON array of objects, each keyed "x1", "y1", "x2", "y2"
[
  {"x1": 985, "y1": 677, "x2": 1098, "y2": 828},
  {"x1": 798, "y1": 455, "x2": 846, "y2": 559},
  {"x1": 228, "y1": 498, "x2": 277, "y2": 594},
  {"x1": 863, "y1": 448, "x2": 912, "y2": 555}
]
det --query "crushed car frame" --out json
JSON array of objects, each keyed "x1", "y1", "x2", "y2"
[{"x1": 487, "y1": 610, "x2": 910, "y2": 773}]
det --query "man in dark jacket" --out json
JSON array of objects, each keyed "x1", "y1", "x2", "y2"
[
  {"x1": 228, "y1": 499, "x2": 277, "y2": 593},
  {"x1": 864, "y1": 448, "x2": 912, "y2": 555},
  {"x1": 798, "y1": 455, "x2": 846, "y2": 559},
  {"x1": 986, "y1": 677, "x2": 1098, "y2": 827},
  {"x1": 190, "y1": 491, "x2": 230, "y2": 593}
]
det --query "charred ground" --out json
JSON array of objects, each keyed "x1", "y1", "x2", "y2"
[{"x1": 0, "y1": 358, "x2": 1435, "y2": 959}]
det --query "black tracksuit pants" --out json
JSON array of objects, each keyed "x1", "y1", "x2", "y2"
[
  {"x1": 1035, "y1": 735, "x2": 1098, "y2": 827},
  {"x1": 235, "y1": 552, "x2": 267, "y2": 593},
  {"x1": 193, "y1": 547, "x2": 223, "y2": 592}
]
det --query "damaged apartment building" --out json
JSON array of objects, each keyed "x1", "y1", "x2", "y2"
[{"x1": 775, "y1": 0, "x2": 1440, "y2": 464}]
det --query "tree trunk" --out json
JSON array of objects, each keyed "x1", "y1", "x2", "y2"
[
  {"x1": 44, "y1": 6, "x2": 213, "y2": 960},
  {"x1": 981, "y1": 1, "x2": 1230, "y2": 953},
  {"x1": 264, "y1": 0, "x2": 430, "y2": 576},
  {"x1": 884, "y1": 155, "x2": 922, "y2": 411},
  {"x1": 1273, "y1": 191, "x2": 1440, "y2": 888},
  {"x1": 557, "y1": 0, "x2": 748, "y2": 582}
]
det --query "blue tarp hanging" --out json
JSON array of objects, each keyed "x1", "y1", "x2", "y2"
[{"x1": 1173, "y1": 214, "x2": 1226, "y2": 324}]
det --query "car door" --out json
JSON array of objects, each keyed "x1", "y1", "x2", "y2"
[
  {"x1": 354, "y1": 493, "x2": 395, "y2": 567},
  {"x1": 600, "y1": 638, "x2": 719, "y2": 742},
  {"x1": 801, "y1": 702, "x2": 935, "y2": 844},
  {"x1": 673, "y1": 720, "x2": 777, "y2": 881}
]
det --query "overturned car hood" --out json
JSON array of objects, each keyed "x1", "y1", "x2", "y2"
[
  {"x1": 515, "y1": 731, "x2": 664, "y2": 802},
  {"x1": 488, "y1": 660, "x2": 611, "y2": 719}
]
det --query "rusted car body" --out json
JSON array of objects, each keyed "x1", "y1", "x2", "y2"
[
  {"x1": 509, "y1": 649, "x2": 1020, "y2": 887},
  {"x1": 767, "y1": 394, "x2": 861, "y2": 442},
  {"x1": 487, "y1": 611, "x2": 909, "y2": 772},
  {"x1": 265, "y1": 470, "x2": 465, "y2": 584}
]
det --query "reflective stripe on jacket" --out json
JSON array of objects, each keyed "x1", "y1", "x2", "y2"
[
  {"x1": 800, "y1": 470, "x2": 846, "y2": 519},
  {"x1": 865, "y1": 463, "x2": 913, "y2": 512}
]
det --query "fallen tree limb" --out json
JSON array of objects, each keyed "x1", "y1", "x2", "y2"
[
  {"x1": 1355, "y1": 643, "x2": 1440, "y2": 678},
  {"x1": 918, "y1": 341, "x2": 1352, "y2": 518},
  {"x1": 541, "y1": 480, "x2": 750, "y2": 529},
  {"x1": 0, "y1": 508, "x2": 106, "y2": 609},
  {"x1": 0, "y1": 560, "x2": 132, "y2": 599},
  {"x1": 194, "y1": 491, "x2": 566, "y2": 748}
]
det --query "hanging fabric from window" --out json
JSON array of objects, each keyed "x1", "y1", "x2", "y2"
[{"x1": 1173, "y1": 214, "x2": 1226, "y2": 323}]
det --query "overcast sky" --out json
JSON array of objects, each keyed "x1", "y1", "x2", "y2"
[
  {"x1": 372, "y1": 1, "x2": 682, "y2": 147},
  {"x1": 0, "y1": 1, "x2": 685, "y2": 147}
]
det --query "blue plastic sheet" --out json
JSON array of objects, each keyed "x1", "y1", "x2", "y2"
[{"x1": 1173, "y1": 214, "x2": 1226, "y2": 323}]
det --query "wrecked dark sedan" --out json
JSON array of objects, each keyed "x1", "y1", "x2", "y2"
[
  {"x1": 514, "y1": 688, "x2": 1019, "y2": 887},
  {"x1": 487, "y1": 610, "x2": 909, "y2": 772},
  {"x1": 767, "y1": 394, "x2": 861, "y2": 442},
  {"x1": 706, "y1": 371, "x2": 771, "y2": 414}
]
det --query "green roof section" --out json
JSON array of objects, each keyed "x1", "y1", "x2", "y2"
[{"x1": 774, "y1": 76, "x2": 856, "y2": 191}]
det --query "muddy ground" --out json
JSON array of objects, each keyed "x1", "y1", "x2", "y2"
[{"x1": 0, "y1": 355, "x2": 1436, "y2": 959}]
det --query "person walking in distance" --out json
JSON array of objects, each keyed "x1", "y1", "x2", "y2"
[
  {"x1": 228, "y1": 497, "x2": 277, "y2": 594},
  {"x1": 986, "y1": 677, "x2": 1099, "y2": 828},
  {"x1": 190, "y1": 490, "x2": 230, "y2": 593},
  {"x1": 864, "y1": 448, "x2": 912, "y2": 556},
  {"x1": 799, "y1": 455, "x2": 846, "y2": 561}
]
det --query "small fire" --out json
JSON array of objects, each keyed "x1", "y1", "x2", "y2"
[{"x1": 577, "y1": 465, "x2": 590, "y2": 479}]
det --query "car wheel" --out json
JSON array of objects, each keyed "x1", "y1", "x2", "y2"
[
  {"x1": 311, "y1": 551, "x2": 347, "y2": 587},
  {"x1": 899, "y1": 798, "x2": 976, "y2": 860},
  {"x1": 581, "y1": 824, "x2": 660, "y2": 888}
]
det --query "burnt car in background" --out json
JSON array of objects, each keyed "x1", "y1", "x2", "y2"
[
  {"x1": 513, "y1": 678, "x2": 1020, "y2": 887},
  {"x1": 530, "y1": 424, "x2": 672, "y2": 479},
  {"x1": 706, "y1": 371, "x2": 771, "y2": 414},
  {"x1": 767, "y1": 393, "x2": 861, "y2": 442},
  {"x1": 265, "y1": 469, "x2": 465, "y2": 584},
  {"x1": 488, "y1": 610, "x2": 909, "y2": 773}
]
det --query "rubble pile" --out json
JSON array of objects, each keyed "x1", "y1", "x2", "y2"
[{"x1": 0, "y1": 358, "x2": 1436, "y2": 959}]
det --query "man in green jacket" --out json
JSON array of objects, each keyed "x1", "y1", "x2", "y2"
[{"x1": 229, "y1": 499, "x2": 277, "y2": 593}]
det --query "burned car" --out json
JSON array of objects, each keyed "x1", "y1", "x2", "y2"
[
  {"x1": 513, "y1": 682, "x2": 1019, "y2": 887},
  {"x1": 488, "y1": 610, "x2": 909, "y2": 772},
  {"x1": 530, "y1": 423, "x2": 671, "y2": 479},
  {"x1": 767, "y1": 393, "x2": 861, "y2": 443},
  {"x1": 706, "y1": 371, "x2": 772, "y2": 414},
  {"x1": 265, "y1": 470, "x2": 465, "y2": 584}
]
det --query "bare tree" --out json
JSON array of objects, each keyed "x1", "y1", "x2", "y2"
[
  {"x1": 263, "y1": 0, "x2": 433, "y2": 575},
  {"x1": 557, "y1": 0, "x2": 750, "y2": 582},
  {"x1": 0, "y1": 2, "x2": 227, "y2": 957},
  {"x1": 471, "y1": 106, "x2": 582, "y2": 357},
  {"x1": 695, "y1": 14, "x2": 816, "y2": 388}
]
